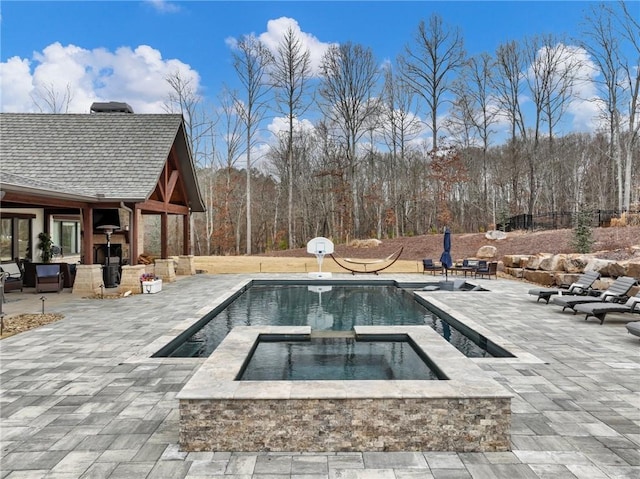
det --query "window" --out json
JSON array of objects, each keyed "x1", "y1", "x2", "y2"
[
  {"x1": 54, "y1": 219, "x2": 80, "y2": 255},
  {"x1": 0, "y1": 218, "x2": 11, "y2": 261},
  {"x1": 0, "y1": 214, "x2": 34, "y2": 261}
]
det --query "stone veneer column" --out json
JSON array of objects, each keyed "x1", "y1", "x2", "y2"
[
  {"x1": 154, "y1": 259, "x2": 176, "y2": 283},
  {"x1": 72, "y1": 265, "x2": 103, "y2": 296},
  {"x1": 119, "y1": 264, "x2": 146, "y2": 294},
  {"x1": 176, "y1": 255, "x2": 196, "y2": 276}
]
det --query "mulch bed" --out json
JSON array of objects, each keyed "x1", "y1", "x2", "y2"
[{"x1": 1, "y1": 313, "x2": 64, "y2": 339}]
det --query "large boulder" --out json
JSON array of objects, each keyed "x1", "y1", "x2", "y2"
[
  {"x1": 538, "y1": 254, "x2": 566, "y2": 272},
  {"x1": 563, "y1": 254, "x2": 592, "y2": 273},
  {"x1": 477, "y1": 245, "x2": 497, "y2": 258},
  {"x1": 554, "y1": 273, "x2": 582, "y2": 287},
  {"x1": 622, "y1": 259, "x2": 640, "y2": 278},
  {"x1": 503, "y1": 255, "x2": 525, "y2": 268},
  {"x1": 526, "y1": 253, "x2": 554, "y2": 270},
  {"x1": 485, "y1": 230, "x2": 507, "y2": 240},
  {"x1": 522, "y1": 270, "x2": 556, "y2": 286},
  {"x1": 586, "y1": 258, "x2": 627, "y2": 278}
]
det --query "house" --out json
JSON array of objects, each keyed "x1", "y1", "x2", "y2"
[{"x1": 0, "y1": 103, "x2": 206, "y2": 294}]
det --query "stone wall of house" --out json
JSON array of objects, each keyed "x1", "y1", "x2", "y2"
[{"x1": 179, "y1": 397, "x2": 511, "y2": 453}]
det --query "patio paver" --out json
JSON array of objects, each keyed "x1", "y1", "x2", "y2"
[{"x1": 1, "y1": 273, "x2": 639, "y2": 478}]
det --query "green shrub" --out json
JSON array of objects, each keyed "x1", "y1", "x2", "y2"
[{"x1": 572, "y1": 209, "x2": 594, "y2": 254}]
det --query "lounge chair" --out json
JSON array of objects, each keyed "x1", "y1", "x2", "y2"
[
  {"x1": 474, "y1": 261, "x2": 497, "y2": 279},
  {"x1": 421, "y1": 258, "x2": 442, "y2": 275},
  {"x1": 0, "y1": 261, "x2": 24, "y2": 293},
  {"x1": 573, "y1": 293, "x2": 640, "y2": 324},
  {"x1": 528, "y1": 270, "x2": 601, "y2": 304},
  {"x1": 550, "y1": 276, "x2": 637, "y2": 312},
  {"x1": 626, "y1": 322, "x2": 640, "y2": 338},
  {"x1": 35, "y1": 264, "x2": 64, "y2": 293}
]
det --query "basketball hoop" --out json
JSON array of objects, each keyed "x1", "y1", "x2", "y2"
[{"x1": 306, "y1": 237, "x2": 334, "y2": 279}]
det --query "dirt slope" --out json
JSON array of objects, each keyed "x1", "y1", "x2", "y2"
[{"x1": 264, "y1": 226, "x2": 640, "y2": 262}]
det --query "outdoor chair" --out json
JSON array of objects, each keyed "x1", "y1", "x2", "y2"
[
  {"x1": 626, "y1": 321, "x2": 640, "y2": 338},
  {"x1": 35, "y1": 264, "x2": 64, "y2": 293},
  {"x1": 422, "y1": 258, "x2": 442, "y2": 275},
  {"x1": 474, "y1": 261, "x2": 497, "y2": 279},
  {"x1": 528, "y1": 270, "x2": 601, "y2": 304},
  {"x1": 0, "y1": 261, "x2": 24, "y2": 293},
  {"x1": 573, "y1": 293, "x2": 640, "y2": 324},
  {"x1": 550, "y1": 276, "x2": 637, "y2": 312}
]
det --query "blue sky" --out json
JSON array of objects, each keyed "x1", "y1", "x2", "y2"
[
  {"x1": 1, "y1": 0, "x2": 629, "y2": 151},
  {"x1": 1, "y1": 1, "x2": 599, "y2": 107}
]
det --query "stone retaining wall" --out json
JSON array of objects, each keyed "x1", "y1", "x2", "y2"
[{"x1": 502, "y1": 253, "x2": 640, "y2": 288}]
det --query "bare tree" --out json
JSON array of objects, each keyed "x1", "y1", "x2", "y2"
[
  {"x1": 524, "y1": 35, "x2": 584, "y2": 213},
  {"x1": 581, "y1": 2, "x2": 639, "y2": 212},
  {"x1": 492, "y1": 40, "x2": 527, "y2": 213},
  {"x1": 449, "y1": 53, "x2": 499, "y2": 219},
  {"x1": 231, "y1": 34, "x2": 274, "y2": 254},
  {"x1": 399, "y1": 13, "x2": 465, "y2": 151},
  {"x1": 381, "y1": 62, "x2": 422, "y2": 236},
  {"x1": 318, "y1": 42, "x2": 380, "y2": 238},
  {"x1": 616, "y1": 1, "x2": 640, "y2": 211},
  {"x1": 271, "y1": 26, "x2": 313, "y2": 249},
  {"x1": 31, "y1": 82, "x2": 73, "y2": 113},
  {"x1": 164, "y1": 71, "x2": 216, "y2": 255}
]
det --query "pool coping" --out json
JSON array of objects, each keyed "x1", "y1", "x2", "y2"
[{"x1": 176, "y1": 325, "x2": 513, "y2": 401}]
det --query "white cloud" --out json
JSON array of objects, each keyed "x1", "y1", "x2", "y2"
[
  {"x1": 0, "y1": 56, "x2": 35, "y2": 112},
  {"x1": 254, "y1": 17, "x2": 333, "y2": 76},
  {"x1": 0, "y1": 42, "x2": 201, "y2": 113},
  {"x1": 267, "y1": 116, "x2": 315, "y2": 136},
  {"x1": 145, "y1": 0, "x2": 181, "y2": 14},
  {"x1": 525, "y1": 42, "x2": 604, "y2": 133}
]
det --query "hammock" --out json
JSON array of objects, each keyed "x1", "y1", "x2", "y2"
[{"x1": 330, "y1": 247, "x2": 403, "y2": 275}]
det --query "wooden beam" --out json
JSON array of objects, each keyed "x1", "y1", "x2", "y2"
[
  {"x1": 161, "y1": 212, "x2": 168, "y2": 259},
  {"x1": 166, "y1": 170, "x2": 180, "y2": 203},
  {"x1": 183, "y1": 213, "x2": 190, "y2": 255},
  {"x1": 82, "y1": 205, "x2": 94, "y2": 265},
  {"x1": 2, "y1": 191, "x2": 91, "y2": 209},
  {"x1": 131, "y1": 205, "x2": 139, "y2": 263},
  {"x1": 137, "y1": 199, "x2": 189, "y2": 215}
]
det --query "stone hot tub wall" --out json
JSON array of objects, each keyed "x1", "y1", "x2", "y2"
[
  {"x1": 177, "y1": 325, "x2": 513, "y2": 453},
  {"x1": 180, "y1": 396, "x2": 510, "y2": 452}
]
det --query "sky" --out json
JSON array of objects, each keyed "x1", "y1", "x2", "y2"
[{"x1": 0, "y1": 1, "x2": 629, "y2": 143}]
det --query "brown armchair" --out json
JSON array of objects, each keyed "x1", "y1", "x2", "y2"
[{"x1": 35, "y1": 264, "x2": 64, "y2": 293}]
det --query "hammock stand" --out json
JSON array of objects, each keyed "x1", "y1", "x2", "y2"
[{"x1": 330, "y1": 247, "x2": 403, "y2": 275}]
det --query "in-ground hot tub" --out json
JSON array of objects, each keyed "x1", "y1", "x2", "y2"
[{"x1": 177, "y1": 325, "x2": 512, "y2": 452}]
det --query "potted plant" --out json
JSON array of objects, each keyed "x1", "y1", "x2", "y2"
[
  {"x1": 37, "y1": 232, "x2": 53, "y2": 263},
  {"x1": 140, "y1": 272, "x2": 162, "y2": 294}
]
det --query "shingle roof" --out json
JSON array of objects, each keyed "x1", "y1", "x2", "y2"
[{"x1": 0, "y1": 113, "x2": 205, "y2": 211}]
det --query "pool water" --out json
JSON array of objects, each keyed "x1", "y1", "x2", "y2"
[
  {"x1": 239, "y1": 336, "x2": 443, "y2": 381},
  {"x1": 161, "y1": 284, "x2": 498, "y2": 358}
]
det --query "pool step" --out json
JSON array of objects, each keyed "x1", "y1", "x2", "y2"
[{"x1": 310, "y1": 330, "x2": 356, "y2": 339}]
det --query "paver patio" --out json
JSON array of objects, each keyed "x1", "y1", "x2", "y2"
[{"x1": 1, "y1": 273, "x2": 638, "y2": 478}]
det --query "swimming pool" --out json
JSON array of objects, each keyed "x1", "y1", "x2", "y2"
[{"x1": 155, "y1": 281, "x2": 512, "y2": 359}]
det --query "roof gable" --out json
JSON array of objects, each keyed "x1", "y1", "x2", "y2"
[{"x1": 0, "y1": 113, "x2": 205, "y2": 211}]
